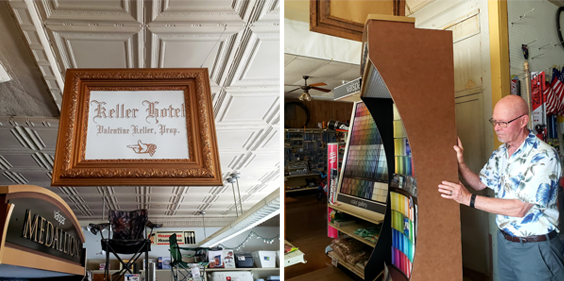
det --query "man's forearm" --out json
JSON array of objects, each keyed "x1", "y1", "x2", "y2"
[
  {"x1": 458, "y1": 163, "x2": 486, "y2": 191},
  {"x1": 468, "y1": 194, "x2": 533, "y2": 217}
]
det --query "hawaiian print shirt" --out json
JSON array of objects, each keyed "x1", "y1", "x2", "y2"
[{"x1": 479, "y1": 131, "x2": 562, "y2": 237}]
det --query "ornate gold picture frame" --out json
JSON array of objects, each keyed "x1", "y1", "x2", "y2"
[{"x1": 51, "y1": 68, "x2": 222, "y2": 186}]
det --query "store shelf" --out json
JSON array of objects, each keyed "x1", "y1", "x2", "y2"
[
  {"x1": 206, "y1": 268, "x2": 279, "y2": 271},
  {"x1": 328, "y1": 222, "x2": 377, "y2": 248},
  {"x1": 327, "y1": 251, "x2": 364, "y2": 279},
  {"x1": 285, "y1": 187, "x2": 318, "y2": 193},
  {"x1": 285, "y1": 173, "x2": 320, "y2": 179},
  {"x1": 329, "y1": 203, "x2": 384, "y2": 225}
]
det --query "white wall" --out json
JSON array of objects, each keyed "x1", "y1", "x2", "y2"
[
  {"x1": 83, "y1": 226, "x2": 280, "y2": 261},
  {"x1": 508, "y1": 1, "x2": 564, "y2": 78}
]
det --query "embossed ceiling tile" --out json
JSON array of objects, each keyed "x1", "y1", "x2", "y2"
[
  {"x1": 2, "y1": 154, "x2": 39, "y2": 168},
  {"x1": 233, "y1": 169, "x2": 275, "y2": 182},
  {"x1": 18, "y1": 171, "x2": 52, "y2": 183},
  {"x1": 0, "y1": 129, "x2": 22, "y2": 150},
  {"x1": 244, "y1": 152, "x2": 279, "y2": 170},
  {"x1": 219, "y1": 151, "x2": 247, "y2": 171},
  {"x1": 147, "y1": 26, "x2": 239, "y2": 87},
  {"x1": 229, "y1": 28, "x2": 279, "y2": 87},
  {"x1": 110, "y1": 186, "x2": 137, "y2": 195},
  {"x1": 251, "y1": 126, "x2": 278, "y2": 150},
  {"x1": 250, "y1": 0, "x2": 280, "y2": 24},
  {"x1": 71, "y1": 186, "x2": 102, "y2": 196},
  {"x1": 186, "y1": 186, "x2": 215, "y2": 194},
  {"x1": 149, "y1": 0, "x2": 243, "y2": 23},
  {"x1": 181, "y1": 192, "x2": 208, "y2": 201},
  {"x1": 46, "y1": 29, "x2": 140, "y2": 69},
  {"x1": 215, "y1": 90, "x2": 278, "y2": 125},
  {"x1": 33, "y1": 128, "x2": 58, "y2": 149},
  {"x1": 216, "y1": 128, "x2": 259, "y2": 150},
  {"x1": 35, "y1": 0, "x2": 141, "y2": 22}
]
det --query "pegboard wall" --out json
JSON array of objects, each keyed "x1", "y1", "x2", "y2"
[{"x1": 508, "y1": 1, "x2": 564, "y2": 81}]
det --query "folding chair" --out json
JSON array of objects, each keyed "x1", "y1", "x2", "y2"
[
  {"x1": 90, "y1": 209, "x2": 161, "y2": 281},
  {"x1": 169, "y1": 233, "x2": 208, "y2": 281}
]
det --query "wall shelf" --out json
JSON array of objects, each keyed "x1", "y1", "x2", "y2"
[
  {"x1": 329, "y1": 203, "x2": 384, "y2": 225},
  {"x1": 328, "y1": 222, "x2": 377, "y2": 248},
  {"x1": 327, "y1": 251, "x2": 365, "y2": 279}
]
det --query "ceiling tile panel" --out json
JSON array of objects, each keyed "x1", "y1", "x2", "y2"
[
  {"x1": 150, "y1": 0, "x2": 243, "y2": 23},
  {"x1": 37, "y1": 0, "x2": 140, "y2": 22},
  {"x1": 47, "y1": 30, "x2": 140, "y2": 69},
  {"x1": 229, "y1": 28, "x2": 280, "y2": 87},
  {"x1": 215, "y1": 90, "x2": 278, "y2": 125},
  {"x1": 149, "y1": 28, "x2": 239, "y2": 86}
]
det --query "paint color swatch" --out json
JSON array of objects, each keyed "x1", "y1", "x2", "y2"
[
  {"x1": 339, "y1": 102, "x2": 389, "y2": 203},
  {"x1": 391, "y1": 191, "x2": 416, "y2": 278}
]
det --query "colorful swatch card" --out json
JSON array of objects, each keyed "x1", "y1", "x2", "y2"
[{"x1": 339, "y1": 102, "x2": 389, "y2": 203}]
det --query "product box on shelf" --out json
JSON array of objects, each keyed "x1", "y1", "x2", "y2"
[
  {"x1": 223, "y1": 250, "x2": 236, "y2": 268},
  {"x1": 234, "y1": 252, "x2": 253, "y2": 268},
  {"x1": 208, "y1": 250, "x2": 225, "y2": 268},
  {"x1": 162, "y1": 257, "x2": 171, "y2": 269},
  {"x1": 252, "y1": 251, "x2": 277, "y2": 268},
  {"x1": 208, "y1": 271, "x2": 253, "y2": 281}
]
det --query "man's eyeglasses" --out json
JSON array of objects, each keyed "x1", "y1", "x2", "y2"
[{"x1": 489, "y1": 114, "x2": 525, "y2": 128}]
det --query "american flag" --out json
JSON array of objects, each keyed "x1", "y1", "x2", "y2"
[
  {"x1": 545, "y1": 68, "x2": 564, "y2": 116},
  {"x1": 544, "y1": 80, "x2": 558, "y2": 115}
]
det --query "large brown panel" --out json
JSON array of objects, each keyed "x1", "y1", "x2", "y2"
[{"x1": 364, "y1": 19, "x2": 461, "y2": 280}]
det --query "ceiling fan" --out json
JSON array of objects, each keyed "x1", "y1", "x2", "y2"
[{"x1": 285, "y1": 75, "x2": 331, "y2": 101}]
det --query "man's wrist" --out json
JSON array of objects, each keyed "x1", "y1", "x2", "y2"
[{"x1": 469, "y1": 194, "x2": 477, "y2": 208}]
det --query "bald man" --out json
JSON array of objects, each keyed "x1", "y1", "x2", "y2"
[{"x1": 439, "y1": 95, "x2": 564, "y2": 280}]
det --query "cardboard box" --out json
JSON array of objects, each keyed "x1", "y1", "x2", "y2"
[
  {"x1": 125, "y1": 274, "x2": 140, "y2": 281},
  {"x1": 223, "y1": 250, "x2": 236, "y2": 268},
  {"x1": 207, "y1": 250, "x2": 224, "y2": 268},
  {"x1": 162, "y1": 257, "x2": 171, "y2": 269},
  {"x1": 252, "y1": 251, "x2": 277, "y2": 268},
  {"x1": 157, "y1": 257, "x2": 163, "y2": 269}
]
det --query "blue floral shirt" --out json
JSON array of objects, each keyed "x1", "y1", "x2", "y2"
[{"x1": 479, "y1": 132, "x2": 562, "y2": 236}]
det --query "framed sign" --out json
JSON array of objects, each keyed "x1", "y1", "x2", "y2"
[{"x1": 51, "y1": 68, "x2": 222, "y2": 186}]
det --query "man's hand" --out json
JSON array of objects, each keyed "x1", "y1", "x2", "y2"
[
  {"x1": 438, "y1": 180, "x2": 472, "y2": 206},
  {"x1": 454, "y1": 136, "x2": 465, "y2": 165}
]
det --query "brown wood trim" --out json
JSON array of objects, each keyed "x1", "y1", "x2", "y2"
[
  {"x1": 0, "y1": 195, "x2": 6, "y2": 254},
  {"x1": 310, "y1": 0, "x2": 406, "y2": 42},
  {"x1": 2, "y1": 243, "x2": 84, "y2": 275},
  {"x1": 1, "y1": 185, "x2": 85, "y2": 242},
  {"x1": 0, "y1": 203, "x2": 14, "y2": 264}
]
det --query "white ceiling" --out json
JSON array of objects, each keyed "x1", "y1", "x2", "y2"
[
  {"x1": 283, "y1": 54, "x2": 360, "y2": 100},
  {"x1": 0, "y1": 0, "x2": 280, "y2": 227}
]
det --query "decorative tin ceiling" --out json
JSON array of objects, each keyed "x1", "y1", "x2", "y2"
[{"x1": 0, "y1": 0, "x2": 280, "y2": 227}]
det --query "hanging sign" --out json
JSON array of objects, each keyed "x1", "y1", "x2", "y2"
[
  {"x1": 151, "y1": 230, "x2": 197, "y2": 245},
  {"x1": 51, "y1": 68, "x2": 222, "y2": 186}
]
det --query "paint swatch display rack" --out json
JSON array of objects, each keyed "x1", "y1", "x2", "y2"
[{"x1": 330, "y1": 15, "x2": 461, "y2": 281}]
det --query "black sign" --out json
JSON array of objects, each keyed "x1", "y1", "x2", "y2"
[
  {"x1": 337, "y1": 193, "x2": 386, "y2": 214},
  {"x1": 5, "y1": 198, "x2": 83, "y2": 264}
]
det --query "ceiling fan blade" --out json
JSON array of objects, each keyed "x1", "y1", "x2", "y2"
[
  {"x1": 309, "y1": 82, "x2": 327, "y2": 87},
  {"x1": 286, "y1": 88, "x2": 301, "y2": 94},
  {"x1": 310, "y1": 86, "x2": 331, "y2": 93},
  {"x1": 284, "y1": 84, "x2": 302, "y2": 87}
]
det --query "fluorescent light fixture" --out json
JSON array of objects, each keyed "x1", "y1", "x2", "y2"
[{"x1": 198, "y1": 188, "x2": 280, "y2": 248}]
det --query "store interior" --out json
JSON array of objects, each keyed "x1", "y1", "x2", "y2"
[
  {"x1": 284, "y1": 1, "x2": 564, "y2": 281},
  {"x1": 0, "y1": 1, "x2": 281, "y2": 281}
]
